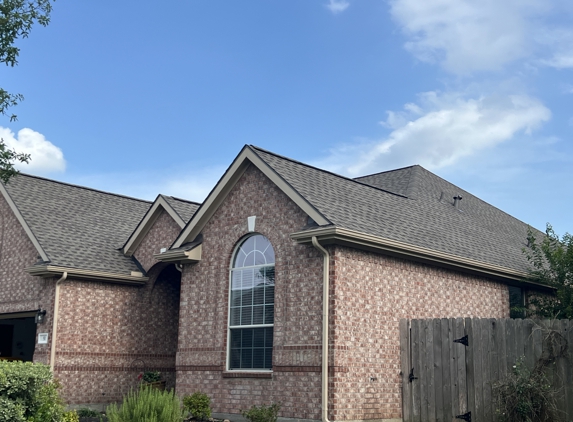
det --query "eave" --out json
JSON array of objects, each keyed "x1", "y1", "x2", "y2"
[
  {"x1": 27, "y1": 265, "x2": 148, "y2": 285},
  {"x1": 154, "y1": 243, "x2": 202, "y2": 264},
  {"x1": 291, "y1": 226, "x2": 553, "y2": 291}
]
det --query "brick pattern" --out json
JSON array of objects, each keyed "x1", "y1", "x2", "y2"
[
  {"x1": 133, "y1": 209, "x2": 182, "y2": 272},
  {"x1": 329, "y1": 246, "x2": 510, "y2": 420},
  {"x1": 177, "y1": 164, "x2": 324, "y2": 420},
  {"x1": 0, "y1": 193, "x2": 55, "y2": 361},
  {"x1": 1, "y1": 192, "x2": 182, "y2": 405},
  {"x1": 53, "y1": 267, "x2": 181, "y2": 404}
]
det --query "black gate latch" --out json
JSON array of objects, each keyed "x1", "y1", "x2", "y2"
[
  {"x1": 408, "y1": 367, "x2": 417, "y2": 383},
  {"x1": 454, "y1": 335, "x2": 468, "y2": 346},
  {"x1": 456, "y1": 412, "x2": 471, "y2": 422}
]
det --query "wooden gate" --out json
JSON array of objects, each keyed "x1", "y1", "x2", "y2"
[{"x1": 399, "y1": 318, "x2": 573, "y2": 422}]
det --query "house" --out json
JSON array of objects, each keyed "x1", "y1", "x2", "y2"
[{"x1": 0, "y1": 145, "x2": 548, "y2": 421}]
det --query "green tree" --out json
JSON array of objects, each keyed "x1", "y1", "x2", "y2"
[
  {"x1": 0, "y1": 0, "x2": 53, "y2": 182},
  {"x1": 523, "y1": 224, "x2": 573, "y2": 319}
]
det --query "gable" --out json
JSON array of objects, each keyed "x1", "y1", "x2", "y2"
[
  {"x1": 132, "y1": 208, "x2": 184, "y2": 272},
  {"x1": 172, "y1": 146, "x2": 330, "y2": 249}
]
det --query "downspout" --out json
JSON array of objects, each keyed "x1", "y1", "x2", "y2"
[
  {"x1": 311, "y1": 237, "x2": 331, "y2": 422},
  {"x1": 50, "y1": 272, "x2": 68, "y2": 373}
]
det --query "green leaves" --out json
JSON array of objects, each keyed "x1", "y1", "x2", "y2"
[
  {"x1": 0, "y1": 361, "x2": 66, "y2": 422},
  {"x1": 0, "y1": 138, "x2": 30, "y2": 183},
  {"x1": 523, "y1": 224, "x2": 573, "y2": 319}
]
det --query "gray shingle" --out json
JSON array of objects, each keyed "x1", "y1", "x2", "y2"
[
  {"x1": 162, "y1": 196, "x2": 200, "y2": 223},
  {"x1": 3, "y1": 174, "x2": 151, "y2": 274},
  {"x1": 251, "y1": 146, "x2": 540, "y2": 274}
]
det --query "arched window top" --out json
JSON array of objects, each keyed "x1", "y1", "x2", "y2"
[{"x1": 232, "y1": 234, "x2": 275, "y2": 269}]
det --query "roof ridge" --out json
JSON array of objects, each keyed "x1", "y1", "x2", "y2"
[
  {"x1": 8, "y1": 172, "x2": 152, "y2": 204},
  {"x1": 249, "y1": 145, "x2": 408, "y2": 199},
  {"x1": 353, "y1": 164, "x2": 421, "y2": 180},
  {"x1": 164, "y1": 195, "x2": 202, "y2": 206}
]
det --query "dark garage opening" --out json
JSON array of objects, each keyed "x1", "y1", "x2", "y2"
[{"x1": 0, "y1": 311, "x2": 38, "y2": 361}]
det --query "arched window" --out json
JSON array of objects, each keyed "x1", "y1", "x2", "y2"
[{"x1": 228, "y1": 234, "x2": 275, "y2": 370}]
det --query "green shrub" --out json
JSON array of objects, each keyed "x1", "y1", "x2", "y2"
[
  {"x1": 0, "y1": 360, "x2": 67, "y2": 422},
  {"x1": 141, "y1": 371, "x2": 162, "y2": 383},
  {"x1": 77, "y1": 407, "x2": 101, "y2": 417},
  {"x1": 62, "y1": 410, "x2": 80, "y2": 422},
  {"x1": 182, "y1": 392, "x2": 211, "y2": 420},
  {"x1": 106, "y1": 386, "x2": 182, "y2": 422},
  {"x1": 241, "y1": 403, "x2": 281, "y2": 422},
  {"x1": 494, "y1": 357, "x2": 557, "y2": 422}
]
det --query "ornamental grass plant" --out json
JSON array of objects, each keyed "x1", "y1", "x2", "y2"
[{"x1": 106, "y1": 386, "x2": 182, "y2": 422}]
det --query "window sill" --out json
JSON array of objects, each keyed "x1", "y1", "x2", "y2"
[{"x1": 222, "y1": 371, "x2": 273, "y2": 379}]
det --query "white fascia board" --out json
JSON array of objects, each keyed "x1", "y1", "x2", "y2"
[
  {"x1": 173, "y1": 146, "x2": 330, "y2": 248},
  {"x1": 123, "y1": 195, "x2": 186, "y2": 256},
  {"x1": 0, "y1": 183, "x2": 49, "y2": 262}
]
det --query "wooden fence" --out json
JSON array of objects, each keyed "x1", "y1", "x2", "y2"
[{"x1": 399, "y1": 318, "x2": 573, "y2": 422}]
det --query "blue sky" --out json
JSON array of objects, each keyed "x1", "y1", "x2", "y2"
[{"x1": 1, "y1": 0, "x2": 572, "y2": 235}]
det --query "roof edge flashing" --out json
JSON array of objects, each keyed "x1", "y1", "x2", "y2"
[
  {"x1": 291, "y1": 226, "x2": 549, "y2": 289},
  {"x1": 27, "y1": 265, "x2": 148, "y2": 285}
]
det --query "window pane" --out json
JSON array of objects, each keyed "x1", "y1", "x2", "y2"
[
  {"x1": 241, "y1": 306, "x2": 252, "y2": 325},
  {"x1": 252, "y1": 305, "x2": 264, "y2": 325},
  {"x1": 264, "y1": 305, "x2": 274, "y2": 325},
  {"x1": 264, "y1": 284, "x2": 274, "y2": 305},
  {"x1": 230, "y1": 307, "x2": 241, "y2": 326},
  {"x1": 229, "y1": 328, "x2": 273, "y2": 370}
]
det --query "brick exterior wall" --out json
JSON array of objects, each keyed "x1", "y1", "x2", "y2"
[
  {"x1": 177, "y1": 164, "x2": 325, "y2": 420},
  {"x1": 53, "y1": 266, "x2": 181, "y2": 405},
  {"x1": 0, "y1": 193, "x2": 53, "y2": 362},
  {"x1": 0, "y1": 193, "x2": 182, "y2": 406},
  {"x1": 133, "y1": 209, "x2": 182, "y2": 273},
  {"x1": 329, "y1": 246, "x2": 510, "y2": 421}
]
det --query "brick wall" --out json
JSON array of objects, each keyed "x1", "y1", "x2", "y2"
[
  {"x1": 329, "y1": 246, "x2": 510, "y2": 421},
  {"x1": 133, "y1": 209, "x2": 182, "y2": 272},
  {"x1": 177, "y1": 164, "x2": 325, "y2": 420},
  {"x1": 1, "y1": 192, "x2": 181, "y2": 405},
  {"x1": 0, "y1": 193, "x2": 55, "y2": 362},
  {"x1": 53, "y1": 265, "x2": 182, "y2": 404}
]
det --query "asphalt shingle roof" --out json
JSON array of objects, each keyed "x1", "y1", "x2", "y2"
[
  {"x1": 251, "y1": 146, "x2": 540, "y2": 274},
  {"x1": 3, "y1": 174, "x2": 151, "y2": 274},
  {"x1": 162, "y1": 195, "x2": 200, "y2": 223}
]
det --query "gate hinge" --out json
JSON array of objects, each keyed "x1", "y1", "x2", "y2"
[
  {"x1": 454, "y1": 335, "x2": 468, "y2": 346},
  {"x1": 456, "y1": 411, "x2": 471, "y2": 422},
  {"x1": 408, "y1": 367, "x2": 417, "y2": 383}
]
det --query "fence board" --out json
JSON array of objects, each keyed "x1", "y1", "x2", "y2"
[
  {"x1": 554, "y1": 320, "x2": 567, "y2": 421},
  {"x1": 426, "y1": 320, "x2": 436, "y2": 422},
  {"x1": 440, "y1": 319, "x2": 452, "y2": 422},
  {"x1": 412, "y1": 320, "x2": 422, "y2": 422},
  {"x1": 481, "y1": 319, "x2": 493, "y2": 422},
  {"x1": 566, "y1": 320, "x2": 573, "y2": 420},
  {"x1": 432, "y1": 319, "x2": 444, "y2": 422},
  {"x1": 400, "y1": 319, "x2": 412, "y2": 422},
  {"x1": 455, "y1": 318, "x2": 467, "y2": 418},
  {"x1": 401, "y1": 318, "x2": 573, "y2": 422}
]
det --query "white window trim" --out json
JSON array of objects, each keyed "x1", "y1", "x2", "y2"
[{"x1": 226, "y1": 234, "x2": 275, "y2": 372}]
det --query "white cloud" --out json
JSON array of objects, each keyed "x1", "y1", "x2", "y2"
[
  {"x1": 388, "y1": 0, "x2": 573, "y2": 74},
  {"x1": 326, "y1": 0, "x2": 349, "y2": 14},
  {"x1": 316, "y1": 92, "x2": 551, "y2": 176},
  {"x1": 537, "y1": 28, "x2": 573, "y2": 69},
  {"x1": 0, "y1": 127, "x2": 66, "y2": 175},
  {"x1": 71, "y1": 165, "x2": 226, "y2": 203}
]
